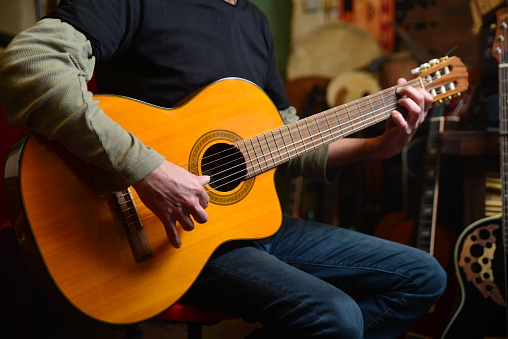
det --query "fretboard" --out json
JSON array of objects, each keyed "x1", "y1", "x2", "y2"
[
  {"x1": 500, "y1": 63, "x2": 508, "y2": 250},
  {"x1": 235, "y1": 78, "x2": 421, "y2": 179},
  {"x1": 414, "y1": 116, "x2": 444, "y2": 254}
]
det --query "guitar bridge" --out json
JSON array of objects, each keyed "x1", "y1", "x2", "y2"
[{"x1": 114, "y1": 189, "x2": 154, "y2": 263}]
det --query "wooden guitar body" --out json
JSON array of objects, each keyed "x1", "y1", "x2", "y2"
[{"x1": 442, "y1": 216, "x2": 507, "y2": 339}]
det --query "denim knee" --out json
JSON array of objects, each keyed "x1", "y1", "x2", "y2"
[{"x1": 417, "y1": 253, "x2": 447, "y2": 301}]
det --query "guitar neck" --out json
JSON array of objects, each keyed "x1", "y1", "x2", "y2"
[
  {"x1": 233, "y1": 55, "x2": 469, "y2": 181},
  {"x1": 236, "y1": 80, "x2": 418, "y2": 179},
  {"x1": 414, "y1": 116, "x2": 445, "y2": 254},
  {"x1": 500, "y1": 63, "x2": 508, "y2": 251}
]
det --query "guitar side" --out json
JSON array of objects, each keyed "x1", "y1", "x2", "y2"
[
  {"x1": 5, "y1": 78, "x2": 284, "y2": 325},
  {"x1": 441, "y1": 216, "x2": 508, "y2": 339}
]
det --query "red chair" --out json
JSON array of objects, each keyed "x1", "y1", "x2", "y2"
[{"x1": 157, "y1": 302, "x2": 238, "y2": 339}]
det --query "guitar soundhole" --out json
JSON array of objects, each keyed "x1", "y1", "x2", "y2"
[{"x1": 201, "y1": 143, "x2": 246, "y2": 192}]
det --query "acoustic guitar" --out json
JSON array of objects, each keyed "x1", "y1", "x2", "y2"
[
  {"x1": 442, "y1": 9, "x2": 508, "y2": 339},
  {"x1": 4, "y1": 57, "x2": 468, "y2": 325}
]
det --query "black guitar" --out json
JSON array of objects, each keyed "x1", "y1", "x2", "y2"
[{"x1": 441, "y1": 7, "x2": 508, "y2": 339}]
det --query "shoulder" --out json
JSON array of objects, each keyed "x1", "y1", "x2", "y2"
[
  {"x1": 241, "y1": 1, "x2": 270, "y2": 28},
  {"x1": 45, "y1": 0, "x2": 141, "y2": 60}
]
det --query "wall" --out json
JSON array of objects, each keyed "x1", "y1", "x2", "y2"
[{"x1": 250, "y1": 0, "x2": 292, "y2": 78}]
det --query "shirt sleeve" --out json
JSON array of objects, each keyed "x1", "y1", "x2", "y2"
[{"x1": 0, "y1": 18, "x2": 164, "y2": 191}]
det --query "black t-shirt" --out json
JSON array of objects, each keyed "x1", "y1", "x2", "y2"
[{"x1": 47, "y1": 0, "x2": 291, "y2": 110}]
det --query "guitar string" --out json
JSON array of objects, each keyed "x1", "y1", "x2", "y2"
[{"x1": 121, "y1": 73, "x2": 465, "y2": 220}]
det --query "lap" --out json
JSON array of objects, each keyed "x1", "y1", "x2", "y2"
[{"x1": 182, "y1": 214, "x2": 437, "y2": 317}]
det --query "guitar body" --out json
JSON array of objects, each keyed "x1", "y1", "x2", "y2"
[
  {"x1": 442, "y1": 216, "x2": 508, "y2": 339},
  {"x1": 4, "y1": 78, "x2": 283, "y2": 325}
]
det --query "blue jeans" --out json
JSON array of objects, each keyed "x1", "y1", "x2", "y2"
[{"x1": 181, "y1": 214, "x2": 447, "y2": 339}]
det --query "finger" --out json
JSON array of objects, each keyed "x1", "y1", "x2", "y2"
[
  {"x1": 164, "y1": 220, "x2": 182, "y2": 248},
  {"x1": 197, "y1": 175, "x2": 211, "y2": 209},
  {"x1": 191, "y1": 207, "x2": 209, "y2": 224},
  {"x1": 389, "y1": 111, "x2": 407, "y2": 129},
  {"x1": 396, "y1": 84, "x2": 422, "y2": 100},
  {"x1": 200, "y1": 197, "x2": 209, "y2": 209},
  {"x1": 397, "y1": 86, "x2": 432, "y2": 109},
  {"x1": 198, "y1": 175, "x2": 211, "y2": 186},
  {"x1": 178, "y1": 213, "x2": 196, "y2": 232},
  {"x1": 396, "y1": 87, "x2": 427, "y2": 120},
  {"x1": 397, "y1": 97, "x2": 422, "y2": 120}
]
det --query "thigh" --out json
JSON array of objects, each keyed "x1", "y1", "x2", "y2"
[
  {"x1": 268, "y1": 215, "x2": 438, "y2": 297},
  {"x1": 182, "y1": 239, "x2": 349, "y2": 315},
  {"x1": 181, "y1": 239, "x2": 362, "y2": 338},
  {"x1": 268, "y1": 215, "x2": 446, "y2": 338}
]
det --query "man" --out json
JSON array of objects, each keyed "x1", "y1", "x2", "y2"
[{"x1": 0, "y1": 0, "x2": 445, "y2": 338}]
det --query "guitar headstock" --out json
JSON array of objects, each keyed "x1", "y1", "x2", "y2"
[
  {"x1": 411, "y1": 56, "x2": 469, "y2": 104},
  {"x1": 492, "y1": 7, "x2": 508, "y2": 64}
]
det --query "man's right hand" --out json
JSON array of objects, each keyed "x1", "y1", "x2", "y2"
[{"x1": 133, "y1": 161, "x2": 210, "y2": 248}]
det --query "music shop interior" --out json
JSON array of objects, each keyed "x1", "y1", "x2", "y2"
[{"x1": 0, "y1": 0, "x2": 506, "y2": 338}]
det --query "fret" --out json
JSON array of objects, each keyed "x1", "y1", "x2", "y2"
[
  {"x1": 332, "y1": 107, "x2": 346, "y2": 139},
  {"x1": 255, "y1": 134, "x2": 269, "y2": 171},
  {"x1": 295, "y1": 119, "x2": 309, "y2": 153},
  {"x1": 271, "y1": 129, "x2": 286, "y2": 165},
  {"x1": 261, "y1": 132, "x2": 277, "y2": 167},
  {"x1": 343, "y1": 104, "x2": 356, "y2": 134},
  {"x1": 270, "y1": 130, "x2": 286, "y2": 165},
  {"x1": 312, "y1": 114, "x2": 328, "y2": 146},
  {"x1": 286, "y1": 125, "x2": 300, "y2": 158},
  {"x1": 282, "y1": 124, "x2": 299, "y2": 159},
  {"x1": 367, "y1": 96, "x2": 378, "y2": 124},
  {"x1": 303, "y1": 118, "x2": 317, "y2": 149},
  {"x1": 322, "y1": 111, "x2": 337, "y2": 143},
  {"x1": 379, "y1": 91, "x2": 387, "y2": 115},
  {"x1": 355, "y1": 100, "x2": 367, "y2": 130},
  {"x1": 248, "y1": 137, "x2": 262, "y2": 175},
  {"x1": 277, "y1": 126, "x2": 292, "y2": 161}
]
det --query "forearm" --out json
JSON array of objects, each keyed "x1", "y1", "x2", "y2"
[
  {"x1": 0, "y1": 18, "x2": 163, "y2": 191},
  {"x1": 326, "y1": 136, "x2": 383, "y2": 169}
]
